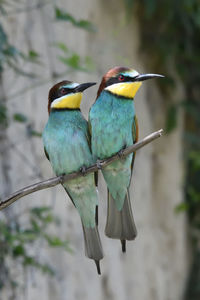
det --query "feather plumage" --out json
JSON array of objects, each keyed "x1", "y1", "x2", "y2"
[
  {"x1": 89, "y1": 88, "x2": 138, "y2": 251},
  {"x1": 43, "y1": 82, "x2": 103, "y2": 274}
]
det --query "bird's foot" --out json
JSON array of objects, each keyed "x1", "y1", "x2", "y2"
[
  {"x1": 60, "y1": 173, "x2": 66, "y2": 179},
  {"x1": 118, "y1": 149, "x2": 125, "y2": 159},
  {"x1": 80, "y1": 165, "x2": 87, "y2": 176},
  {"x1": 118, "y1": 145, "x2": 127, "y2": 159},
  {"x1": 96, "y1": 159, "x2": 102, "y2": 170}
]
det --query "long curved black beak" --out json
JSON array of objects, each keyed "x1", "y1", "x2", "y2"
[
  {"x1": 75, "y1": 82, "x2": 96, "y2": 92},
  {"x1": 135, "y1": 73, "x2": 164, "y2": 82}
]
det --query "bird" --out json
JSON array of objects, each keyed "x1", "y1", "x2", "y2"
[
  {"x1": 42, "y1": 80, "x2": 104, "y2": 274},
  {"x1": 89, "y1": 67, "x2": 164, "y2": 252}
]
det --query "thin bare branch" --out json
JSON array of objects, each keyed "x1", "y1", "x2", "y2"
[{"x1": 0, "y1": 129, "x2": 163, "y2": 211}]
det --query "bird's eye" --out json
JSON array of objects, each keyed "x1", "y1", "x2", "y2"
[
  {"x1": 118, "y1": 75, "x2": 125, "y2": 81},
  {"x1": 60, "y1": 88, "x2": 66, "y2": 95}
]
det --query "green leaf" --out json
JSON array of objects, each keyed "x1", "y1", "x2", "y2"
[
  {"x1": 175, "y1": 202, "x2": 189, "y2": 213},
  {"x1": 189, "y1": 151, "x2": 200, "y2": 171},
  {"x1": 75, "y1": 19, "x2": 96, "y2": 32},
  {"x1": 29, "y1": 130, "x2": 42, "y2": 137},
  {"x1": 4, "y1": 45, "x2": 19, "y2": 59},
  {"x1": 23, "y1": 256, "x2": 55, "y2": 275},
  {"x1": 13, "y1": 113, "x2": 27, "y2": 123},
  {"x1": 39, "y1": 263, "x2": 55, "y2": 275},
  {"x1": 45, "y1": 235, "x2": 64, "y2": 247},
  {"x1": 188, "y1": 187, "x2": 200, "y2": 203},
  {"x1": 30, "y1": 206, "x2": 55, "y2": 226},
  {"x1": 59, "y1": 53, "x2": 80, "y2": 69},
  {"x1": 0, "y1": 24, "x2": 21, "y2": 71},
  {"x1": 0, "y1": 104, "x2": 7, "y2": 126},
  {"x1": 59, "y1": 51, "x2": 95, "y2": 72},
  {"x1": 55, "y1": 42, "x2": 68, "y2": 53},
  {"x1": 13, "y1": 244, "x2": 25, "y2": 257},
  {"x1": 30, "y1": 206, "x2": 52, "y2": 218},
  {"x1": 28, "y1": 50, "x2": 40, "y2": 59},
  {"x1": 30, "y1": 219, "x2": 41, "y2": 233},
  {"x1": 55, "y1": 7, "x2": 74, "y2": 22},
  {"x1": 27, "y1": 125, "x2": 42, "y2": 137},
  {"x1": 23, "y1": 256, "x2": 35, "y2": 266},
  {"x1": 21, "y1": 49, "x2": 41, "y2": 64},
  {"x1": 0, "y1": 24, "x2": 7, "y2": 49},
  {"x1": 44, "y1": 234, "x2": 72, "y2": 252},
  {"x1": 55, "y1": 7, "x2": 96, "y2": 32}
]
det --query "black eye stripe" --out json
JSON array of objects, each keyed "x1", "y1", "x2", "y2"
[
  {"x1": 105, "y1": 77, "x2": 119, "y2": 86},
  {"x1": 49, "y1": 87, "x2": 74, "y2": 103},
  {"x1": 105, "y1": 75, "x2": 136, "y2": 87},
  {"x1": 121, "y1": 75, "x2": 135, "y2": 82},
  {"x1": 59, "y1": 87, "x2": 73, "y2": 94}
]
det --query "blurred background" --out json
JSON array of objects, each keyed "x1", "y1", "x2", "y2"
[{"x1": 0, "y1": 0, "x2": 200, "y2": 299}]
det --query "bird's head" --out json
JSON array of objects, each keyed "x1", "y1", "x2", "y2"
[
  {"x1": 97, "y1": 66, "x2": 164, "y2": 99},
  {"x1": 48, "y1": 80, "x2": 96, "y2": 113}
]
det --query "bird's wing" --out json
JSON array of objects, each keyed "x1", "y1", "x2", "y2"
[{"x1": 131, "y1": 115, "x2": 139, "y2": 174}]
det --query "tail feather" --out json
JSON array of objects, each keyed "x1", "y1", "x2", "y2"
[
  {"x1": 82, "y1": 224, "x2": 103, "y2": 274},
  {"x1": 95, "y1": 260, "x2": 101, "y2": 275},
  {"x1": 121, "y1": 239, "x2": 126, "y2": 253},
  {"x1": 105, "y1": 189, "x2": 137, "y2": 250}
]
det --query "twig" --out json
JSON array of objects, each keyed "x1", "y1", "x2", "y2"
[{"x1": 0, "y1": 129, "x2": 163, "y2": 211}]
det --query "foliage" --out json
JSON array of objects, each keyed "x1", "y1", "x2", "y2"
[
  {"x1": 124, "y1": 0, "x2": 200, "y2": 297},
  {"x1": 0, "y1": 22, "x2": 39, "y2": 78},
  {"x1": 0, "y1": 103, "x2": 7, "y2": 126},
  {"x1": 0, "y1": 206, "x2": 71, "y2": 292},
  {"x1": 55, "y1": 42, "x2": 95, "y2": 71},
  {"x1": 55, "y1": 7, "x2": 97, "y2": 32},
  {"x1": 0, "y1": 24, "x2": 20, "y2": 73},
  {"x1": 13, "y1": 113, "x2": 28, "y2": 123}
]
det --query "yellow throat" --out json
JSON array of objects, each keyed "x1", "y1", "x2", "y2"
[
  {"x1": 51, "y1": 92, "x2": 82, "y2": 109},
  {"x1": 105, "y1": 82, "x2": 142, "y2": 99}
]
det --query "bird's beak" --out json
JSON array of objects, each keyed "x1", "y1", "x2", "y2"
[
  {"x1": 75, "y1": 82, "x2": 96, "y2": 92},
  {"x1": 134, "y1": 73, "x2": 164, "y2": 82}
]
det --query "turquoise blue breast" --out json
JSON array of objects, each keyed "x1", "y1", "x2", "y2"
[
  {"x1": 90, "y1": 91, "x2": 135, "y2": 159},
  {"x1": 43, "y1": 110, "x2": 94, "y2": 175}
]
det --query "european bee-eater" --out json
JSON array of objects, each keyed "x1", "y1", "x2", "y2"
[
  {"x1": 89, "y1": 67, "x2": 164, "y2": 252},
  {"x1": 42, "y1": 80, "x2": 103, "y2": 274}
]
